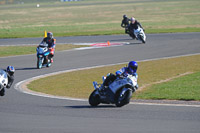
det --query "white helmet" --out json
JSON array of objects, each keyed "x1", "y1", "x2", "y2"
[{"x1": 131, "y1": 17, "x2": 135, "y2": 23}]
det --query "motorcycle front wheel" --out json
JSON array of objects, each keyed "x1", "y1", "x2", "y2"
[
  {"x1": 37, "y1": 57, "x2": 43, "y2": 69},
  {"x1": 139, "y1": 34, "x2": 145, "y2": 43},
  {"x1": 115, "y1": 89, "x2": 132, "y2": 107},
  {"x1": 89, "y1": 90, "x2": 100, "y2": 106}
]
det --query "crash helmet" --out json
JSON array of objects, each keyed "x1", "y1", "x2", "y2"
[
  {"x1": 47, "y1": 32, "x2": 53, "y2": 39},
  {"x1": 7, "y1": 66, "x2": 15, "y2": 75},
  {"x1": 130, "y1": 17, "x2": 136, "y2": 24},
  {"x1": 128, "y1": 61, "x2": 138, "y2": 74},
  {"x1": 123, "y1": 14, "x2": 127, "y2": 19}
]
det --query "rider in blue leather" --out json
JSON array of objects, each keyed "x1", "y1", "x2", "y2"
[{"x1": 98, "y1": 61, "x2": 139, "y2": 93}]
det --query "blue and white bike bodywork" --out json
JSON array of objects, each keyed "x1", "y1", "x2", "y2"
[
  {"x1": 0, "y1": 69, "x2": 8, "y2": 96},
  {"x1": 36, "y1": 43, "x2": 51, "y2": 69},
  {"x1": 89, "y1": 75, "x2": 137, "y2": 107}
]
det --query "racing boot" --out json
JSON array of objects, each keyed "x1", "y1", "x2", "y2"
[
  {"x1": 132, "y1": 85, "x2": 139, "y2": 92},
  {"x1": 48, "y1": 56, "x2": 53, "y2": 63},
  {"x1": 51, "y1": 58, "x2": 53, "y2": 63}
]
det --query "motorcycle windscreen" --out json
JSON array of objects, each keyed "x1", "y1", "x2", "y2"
[
  {"x1": 127, "y1": 75, "x2": 137, "y2": 86},
  {"x1": 38, "y1": 47, "x2": 48, "y2": 54}
]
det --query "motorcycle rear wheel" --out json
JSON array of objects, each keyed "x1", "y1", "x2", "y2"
[
  {"x1": 0, "y1": 88, "x2": 5, "y2": 96},
  {"x1": 47, "y1": 63, "x2": 51, "y2": 67},
  {"x1": 89, "y1": 90, "x2": 100, "y2": 106}
]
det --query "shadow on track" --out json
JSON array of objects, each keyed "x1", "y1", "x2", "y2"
[
  {"x1": 65, "y1": 105, "x2": 116, "y2": 109},
  {"x1": 15, "y1": 67, "x2": 37, "y2": 71},
  {"x1": 127, "y1": 42, "x2": 143, "y2": 45},
  {"x1": 109, "y1": 38, "x2": 143, "y2": 45},
  {"x1": 109, "y1": 38, "x2": 133, "y2": 42}
]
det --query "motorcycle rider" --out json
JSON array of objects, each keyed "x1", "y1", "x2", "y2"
[
  {"x1": 40, "y1": 32, "x2": 56, "y2": 63},
  {"x1": 5, "y1": 66, "x2": 15, "y2": 89},
  {"x1": 98, "y1": 61, "x2": 139, "y2": 93},
  {"x1": 0, "y1": 66, "x2": 15, "y2": 96},
  {"x1": 128, "y1": 17, "x2": 144, "y2": 39},
  {"x1": 121, "y1": 15, "x2": 130, "y2": 34}
]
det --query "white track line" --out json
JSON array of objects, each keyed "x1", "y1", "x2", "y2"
[
  {"x1": 14, "y1": 53, "x2": 200, "y2": 107},
  {"x1": 129, "y1": 102, "x2": 200, "y2": 108}
]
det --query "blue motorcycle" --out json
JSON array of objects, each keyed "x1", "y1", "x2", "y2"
[{"x1": 36, "y1": 43, "x2": 51, "y2": 69}]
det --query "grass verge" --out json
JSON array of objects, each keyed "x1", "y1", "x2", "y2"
[
  {"x1": 0, "y1": 44, "x2": 88, "y2": 57},
  {"x1": 134, "y1": 72, "x2": 200, "y2": 101},
  {"x1": 27, "y1": 54, "x2": 200, "y2": 101},
  {"x1": 0, "y1": 0, "x2": 200, "y2": 38}
]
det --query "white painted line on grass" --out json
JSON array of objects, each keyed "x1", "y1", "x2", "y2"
[{"x1": 15, "y1": 80, "x2": 87, "y2": 102}]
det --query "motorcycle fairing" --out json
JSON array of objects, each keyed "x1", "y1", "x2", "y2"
[
  {"x1": 109, "y1": 78, "x2": 133, "y2": 94},
  {"x1": 0, "y1": 69, "x2": 8, "y2": 90}
]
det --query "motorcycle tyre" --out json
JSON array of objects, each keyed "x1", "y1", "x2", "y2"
[
  {"x1": 89, "y1": 90, "x2": 100, "y2": 107},
  {"x1": 115, "y1": 89, "x2": 132, "y2": 107},
  {"x1": 37, "y1": 57, "x2": 42, "y2": 69},
  {"x1": 0, "y1": 88, "x2": 5, "y2": 96},
  {"x1": 141, "y1": 37, "x2": 145, "y2": 44},
  {"x1": 139, "y1": 35, "x2": 145, "y2": 44},
  {"x1": 47, "y1": 63, "x2": 51, "y2": 67}
]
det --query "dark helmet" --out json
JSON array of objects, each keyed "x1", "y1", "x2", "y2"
[
  {"x1": 7, "y1": 66, "x2": 15, "y2": 75},
  {"x1": 47, "y1": 32, "x2": 53, "y2": 39},
  {"x1": 123, "y1": 14, "x2": 127, "y2": 19},
  {"x1": 128, "y1": 61, "x2": 138, "y2": 74}
]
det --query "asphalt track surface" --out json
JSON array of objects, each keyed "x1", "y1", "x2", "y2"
[{"x1": 0, "y1": 33, "x2": 200, "y2": 133}]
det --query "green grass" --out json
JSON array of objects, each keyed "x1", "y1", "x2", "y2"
[
  {"x1": 0, "y1": 0, "x2": 200, "y2": 38},
  {"x1": 28, "y1": 54, "x2": 200, "y2": 101},
  {"x1": 134, "y1": 72, "x2": 200, "y2": 101},
  {"x1": 0, "y1": 44, "x2": 88, "y2": 57}
]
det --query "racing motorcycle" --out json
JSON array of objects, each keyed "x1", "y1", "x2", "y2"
[
  {"x1": 123, "y1": 25, "x2": 146, "y2": 43},
  {"x1": 89, "y1": 74, "x2": 137, "y2": 107},
  {"x1": 133, "y1": 26, "x2": 146, "y2": 43},
  {"x1": 0, "y1": 69, "x2": 8, "y2": 96},
  {"x1": 36, "y1": 43, "x2": 51, "y2": 69}
]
